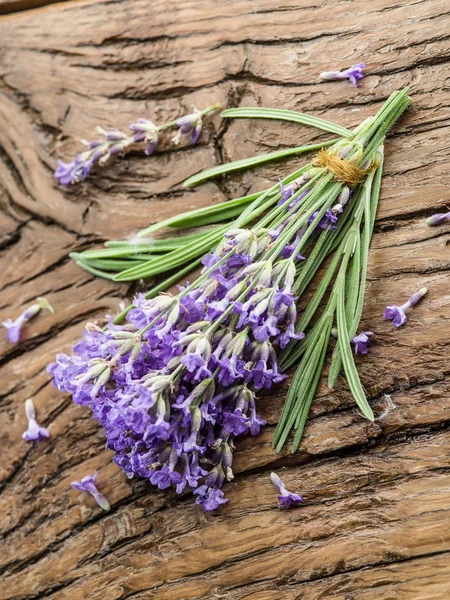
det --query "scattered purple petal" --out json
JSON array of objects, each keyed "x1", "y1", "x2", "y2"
[
  {"x1": 3, "y1": 297, "x2": 54, "y2": 344},
  {"x1": 270, "y1": 472, "x2": 303, "y2": 509},
  {"x1": 351, "y1": 331, "x2": 374, "y2": 355},
  {"x1": 320, "y1": 62, "x2": 366, "y2": 87},
  {"x1": 71, "y1": 472, "x2": 111, "y2": 511},
  {"x1": 22, "y1": 398, "x2": 50, "y2": 442},
  {"x1": 384, "y1": 287, "x2": 427, "y2": 327}
]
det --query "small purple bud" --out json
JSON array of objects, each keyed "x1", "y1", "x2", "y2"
[
  {"x1": 103, "y1": 130, "x2": 127, "y2": 142},
  {"x1": 173, "y1": 109, "x2": 202, "y2": 145},
  {"x1": 145, "y1": 138, "x2": 158, "y2": 156},
  {"x1": 425, "y1": 212, "x2": 450, "y2": 226}
]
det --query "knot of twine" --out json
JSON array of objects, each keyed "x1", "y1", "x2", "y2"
[{"x1": 313, "y1": 148, "x2": 378, "y2": 188}]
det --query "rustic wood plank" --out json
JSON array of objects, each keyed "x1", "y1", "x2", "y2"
[{"x1": 0, "y1": 0, "x2": 450, "y2": 599}]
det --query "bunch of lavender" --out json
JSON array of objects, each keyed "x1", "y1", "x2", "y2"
[
  {"x1": 54, "y1": 104, "x2": 220, "y2": 185},
  {"x1": 49, "y1": 90, "x2": 411, "y2": 509}
]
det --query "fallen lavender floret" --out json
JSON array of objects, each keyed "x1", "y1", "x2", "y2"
[
  {"x1": 2, "y1": 297, "x2": 54, "y2": 344},
  {"x1": 320, "y1": 62, "x2": 366, "y2": 87},
  {"x1": 425, "y1": 212, "x2": 450, "y2": 226},
  {"x1": 270, "y1": 472, "x2": 303, "y2": 509},
  {"x1": 384, "y1": 287, "x2": 427, "y2": 327},
  {"x1": 351, "y1": 331, "x2": 374, "y2": 355},
  {"x1": 22, "y1": 399, "x2": 50, "y2": 442},
  {"x1": 71, "y1": 472, "x2": 111, "y2": 511},
  {"x1": 54, "y1": 103, "x2": 220, "y2": 185}
]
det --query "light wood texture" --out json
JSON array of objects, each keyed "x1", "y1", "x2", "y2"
[{"x1": 0, "y1": 1, "x2": 449, "y2": 599}]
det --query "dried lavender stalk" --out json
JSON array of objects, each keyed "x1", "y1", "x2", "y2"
[{"x1": 54, "y1": 104, "x2": 220, "y2": 185}]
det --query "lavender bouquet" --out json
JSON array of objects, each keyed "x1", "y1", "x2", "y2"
[{"x1": 49, "y1": 89, "x2": 411, "y2": 510}]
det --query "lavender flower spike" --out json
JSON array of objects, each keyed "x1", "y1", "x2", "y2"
[
  {"x1": 270, "y1": 472, "x2": 303, "y2": 509},
  {"x1": 320, "y1": 62, "x2": 366, "y2": 87},
  {"x1": 22, "y1": 398, "x2": 50, "y2": 442},
  {"x1": 3, "y1": 297, "x2": 54, "y2": 344},
  {"x1": 71, "y1": 472, "x2": 111, "y2": 511},
  {"x1": 425, "y1": 212, "x2": 450, "y2": 226},
  {"x1": 384, "y1": 287, "x2": 427, "y2": 327},
  {"x1": 351, "y1": 331, "x2": 374, "y2": 355}
]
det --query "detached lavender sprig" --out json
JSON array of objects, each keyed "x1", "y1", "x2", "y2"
[
  {"x1": 320, "y1": 62, "x2": 366, "y2": 87},
  {"x1": 384, "y1": 287, "x2": 427, "y2": 327},
  {"x1": 2, "y1": 297, "x2": 54, "y2": 344},
  {"x1": 425, "y1": 212, "x2": 450, "y2": 226},
  {"x1": 270, "y1": 472, "x2": 303, "y2": 509},
  {"x1": 71, "y1": 472, "x2": 111, "y2": 511},
  {"x1": 54, "y1": 103, "x2": 221, "y2": 186},
  {"x1": 22, "y1": 399, "x2": 50, "y2": 442}
]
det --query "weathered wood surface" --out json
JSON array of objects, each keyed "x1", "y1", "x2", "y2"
[{"x1": 1, "y1": 0, "x2": 450, "y2": 598}]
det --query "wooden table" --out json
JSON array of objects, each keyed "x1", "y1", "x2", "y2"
[{"x1": 1, "y1": 1, "x2": 450, "y2": 598}]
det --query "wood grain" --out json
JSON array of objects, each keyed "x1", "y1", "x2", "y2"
[{"x1": 0, "y1": 1, "x2": 450, "y2": 599}]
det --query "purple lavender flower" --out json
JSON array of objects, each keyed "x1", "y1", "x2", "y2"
[
  {"x1": 425, "y1": 212, "x2": 450, "y2": 226},
  {"x1": 194, "y1": 485, "x2": 228, "y2": 511},
  {"x1": 308, "y1": 208, "x2": 339, "y2": 231},
  {"x1": 173, "y1": 108, "x2": 203, "y2": 145},
  {"x1": 22, "y1": 399, "x2": 50, "y2": 442},
  {"x1": 54, "y1": 129, "x2": 132, "y2": 185},
  {"x1": 320, "y1": 63, "x2": 366, "y2": 87},
  {"x1": 270, "y1": 472, "x2": 303, "y2": 509},
  {"x1": 278, "y1": 179, "x2": 296, "y2": 204},
  {"x1": 129, "y1": 118, "x2": 159, "y2": 155},
  {"x1": 351, "y1": 331, "x2": 374, "y2": 355},
  {"x1": 71, "y1": 472, "x2": 111, "y2": 511},
  {"x1": 48, "y1": 227, "x2": 304, "y2": 511},
  {"x1": 3, "y1": 297, "x2": 54, "y2": 344},
  {"x1": 54, "y1": 157, "x2": 92, "y2": 186},
  {"x1": 384, "y1": 287, "x2": 427, "y2": 327}
]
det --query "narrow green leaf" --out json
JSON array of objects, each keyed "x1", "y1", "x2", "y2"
[
  {"x1": 221, "y1": 107, "x2": 352, "y2": 138},
  {"x1": 291, "y1": 325, "x2": 330, "y2": 453},
  {"x1": 135, "y1": 193, "x2": 259, "y2": 237},
  {"x1": 73, "y1": 247, "x2": 158, "y2": 260},
  {"x1": 336, "y1": 273, "x2": 374, "y2": 421},
  {"x1": 328, "y1": 162, "x2": 382, "y2": 389},
  {"x1": 274, "y1": 319, "x2": 328, "y2": 447},
  {"x1": 75, "y1": 261, "x2": 116, "y2": 280},
  {"x1": 113, "y1": 226, "x2": 228, "y2": 281},
  {"x1": 183, "y1": 140, "x2": 337, "y2": 188},
  {"x1": 74, "y1": 257, "x2": 148, "y2": 272}
]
